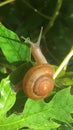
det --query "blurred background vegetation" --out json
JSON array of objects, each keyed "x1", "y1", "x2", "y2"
[{"x1": 0, "y1": 0, "x2": 73, "y2": 66}]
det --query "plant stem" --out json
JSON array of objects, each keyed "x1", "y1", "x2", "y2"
[
  {"x1": 0, "y1": 0, "x2": 15, "y2": 7},
  {"x1": 43, "y1": 0, "x2": 63, "y2": 36},
  {"x1": 22, "y1": 0, "x2": 51, "y2": 20},
  {"x1": 53, "y1": 47, "x2": 73, "y2": 79}
]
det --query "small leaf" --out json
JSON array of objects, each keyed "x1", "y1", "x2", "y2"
[{"x1": 0, "y1": 24, "x2": 31, "y2": 63}]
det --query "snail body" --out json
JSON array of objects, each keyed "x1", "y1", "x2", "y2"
[{"x1": 23, "y1": 64, "x2": 54, "y2": 100}]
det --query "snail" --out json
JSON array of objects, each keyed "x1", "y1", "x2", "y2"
[
  {"x1": 23, "y1": 64, "x2": 54, "y2": 100},
  {"x1": 22, "y1": 28, "x2": 54, "y2": 100}
]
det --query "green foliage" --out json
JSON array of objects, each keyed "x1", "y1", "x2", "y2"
[
  {"x1": 0, "y1": 77, "x2": 73, "y2": 130},
  {"x1": 0, "y1": 24, "x2": 30, "y2": 63},
  {"x1": 0, "y1": 76, "x2": 16, "y2": 118},
  {"x1": 0, "y1": 0, "x2": 73, "y2": 130}
]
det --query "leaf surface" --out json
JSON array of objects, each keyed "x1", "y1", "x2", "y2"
[
  {"x1": 0, "y1": 77, "x2": 16, "y2": 116},
  {"x1": 0, "y1": 79, "x2": 73, "y2": 130},
  {"x1": 0, "y1": 24, "x2": 30, "y2": 63}
]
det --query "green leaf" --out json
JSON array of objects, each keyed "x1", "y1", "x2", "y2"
[
  {"x1": 57, "y1": 123, "x2": 73, "y2": 130},
  {"x1": 22, "y1": 87, "x2": 73, "y2": 130},
  {"x1": 0, "y1": 24, "x2": 30, "y2": 63},
  {"x1": 0, "y1": 86, "x2": 73, "y2": 130},
  {"x1": 0, "y1": 76, "x2": 16, "y2": 116}
]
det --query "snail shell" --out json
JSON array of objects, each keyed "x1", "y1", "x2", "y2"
[{"x1": 23, "y1": 64, "x2": 54, "y2": 100}]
